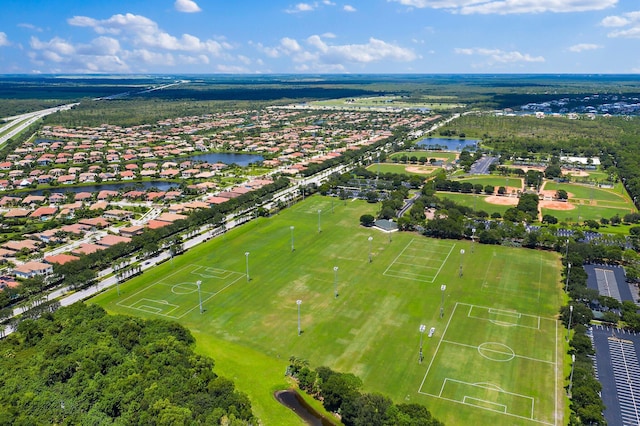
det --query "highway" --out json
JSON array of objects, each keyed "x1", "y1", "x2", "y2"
[{"x1": 0, "y1": 103, "x2": 79, "y2": 147}]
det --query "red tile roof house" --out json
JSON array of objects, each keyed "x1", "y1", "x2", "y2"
[
  {"x1": 3, "y1": 208, "x2": 31, "y2": 219},
  {"x1": 103, "y1": 209, "x2": 134, "y2": 221},
  {"x1": 119, "y1": 225, "x2": 144, "y2": 237},
  {"x1": 97, "y1": 235, "x2": 132, "y2": 247},
  {"x1": 29, "y1": 206, "x2": 58, "y2": 221},
  {"x1": 13, "y1": 261, "x2": 53, "y2": 279},
  {"x1": 98, "y1": 190, "x2": 119, "y2": 201},
  {"x1": 2, "y1": 239, "x2": 41, "y2": 253},
  {"x1": 72, "y1": 243, "x2": 106, "y2": 256},
  {"x1": 79, "y1": 217, "x2": 110, "y2": 229},
  {"x1": 44, "y1": 254, "x2": 80, "y2": 265}
]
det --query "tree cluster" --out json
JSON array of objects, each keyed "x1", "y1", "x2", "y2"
[
  {"x1": 0, "y1": 303, "x2": 254, "y2": 425},
  {"x1": 287, "y1": 358, "x2": 442, "y2": 426}
]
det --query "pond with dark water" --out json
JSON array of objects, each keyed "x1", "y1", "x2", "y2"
[
  {"x1": 416, "y1": 137, "x2": 479, "y2": 151},
  {"x1": 274, "y1": 390, "x2": 334, "y2": 426}
]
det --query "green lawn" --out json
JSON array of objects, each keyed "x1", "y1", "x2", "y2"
[
  {"x1": 438, "y1": 192, "x2": 514, "y2": 216},
  {"x1": 365, "y1": 162, "x2": 439, "y2": 177},
  {"x1": 544, "y1": 181, "x2": 629, "y2": 204},
  {"x1": 91, "y1": 196, "x2": 564, "y2": 426}
]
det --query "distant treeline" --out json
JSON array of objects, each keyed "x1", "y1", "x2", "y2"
[{"x1": 135, "y1": 86, "x2": 380, "y2": 101}]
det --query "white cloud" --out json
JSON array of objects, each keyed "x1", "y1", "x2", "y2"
[
  {"x1": 286, "y1": 3, "x2": 317, "y2": 13},
  {"x1": 18, "y1": 23, "x2": 43, "y2": 32},
  {"x1": 175, "y1": 0, "x2": 202, "y2": 13},
  {"x1": 255, "y1": 35, "x2": 416, "y2": 71},
  {"x1": 455, "y1": 47, "x2": 544, "y2": 63},
  {"x1": 68, "y1": 13, "x2": 230, "y2": 55},
  {"x1": 344, "y1": 5, "x2": 357, "y2": 12},
  {"x1": 0, "y1": 32, "x2": 10, "y2": 47},
  {"x1": 602, "y1": 11, "x2": 640, "y2": 38},
  {"x1": 388, "y1": 0, "x2": 618, "y2": 14},
  {"x1": 568, "y1": 43, "x2": 602, "y2": 52},
  {"x1": 217, "y1": 64, "x2": 250, "y2": 73},
  {"x1": 281, "y1": 37, "x2": 302, "y2": 52}
]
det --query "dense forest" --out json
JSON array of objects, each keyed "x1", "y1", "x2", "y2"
[{"x1": 0, "y1": 303, "x2": 254, "y2": 425}]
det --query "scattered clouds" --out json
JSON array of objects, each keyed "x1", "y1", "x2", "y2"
[
  {"x1": 285, "y1": 3, "x2": 317, "y2": 13},
  {"x1": 344, "y1": 5, "x2": 357, "y2": 12},
  {"x1": 257, "y1": 35, "x2": 416, "y2": 71},
  {"x1": 388, "y1": 0, "x2": 618, "y2": 15},
  {"x1": 455, "y1": 47, "x2": 544, "y2": 65},
  {"x1": 285, "y1": 1, "x2": 340, "y2": 13},
  {"x1": 18, "y1": 23, "x2": 43, "y2": 32},
  {"x1": 568, "y1": 43, "x2": 602, "y2": 52},
  {"x1": 24, "y1": 12, "x2": 247, "y2": 72},
  {"x1": 68, "y1": 13, "x2": 230, "y2": 54},
  {"x1": 174, "y1": 0, "x2": 202, "y2": 13},
  {"x1": 601, "y1": 11, "x2": 640, "y2": 38},
  {"x1": 0, "y1": 32, "x2": 10, "y2": 47}
]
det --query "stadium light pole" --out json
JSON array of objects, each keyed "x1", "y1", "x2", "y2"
[
  {"x1": 565, "y1": 238, "x2": 569, "y2": 259},
  {"x1": 419, "y1": 324, "x2": 426, "y2": 364},
  {"x1": 568, "y1": 353, "x2": 576, "y2": 398},
  {"x1": 318, "y1": 209, "x2": 322, "y2": 233},
  {"x1": 565, "y1": 263, "x2": 572, "y2": 293},
  {"x1": 459, "y1": 249, "x2": 465, "y2": 277},
  {"x1": 368, "y1": 236, "x2": 373, "y2": 263},
  {"x1": 471, "y1": 228, "x2": 476, "y2": 253},
  {"x1": 440, "y1": 284, "x2": 447, "y2": 318},
  {"x1": 197, "y1": 280, "x2": 203, "y2": 314},
  {"x1": 290, "y1": 226, "x2": 295, "y2": 252},
  {"x1": 333, "y1": 266, "x2": 339, "y2": 298},
  {"x1": 297, "y1": 300, "x2": 302, "y2": 336},
  {"x1": 566, "y1": 305, "x2": 573, "y2": 342},
  {"x1": 245, "y1": 252, "x2": 250, "y2": 282}
]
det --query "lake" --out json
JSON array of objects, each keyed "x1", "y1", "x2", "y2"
[{"x1": 416, "y1": 137, "x2": 479, "y2": 151}]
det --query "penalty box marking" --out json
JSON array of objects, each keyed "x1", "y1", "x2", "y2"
[
  {"x1": 439, "y1": 378, "x2": 534, "y2": 419},
  {"x1": 467, "y1": 305, "x2": 541, "y2": 330},
  {"x1": 384, "y1": 238, "x2": 456, "y2": 283},
  {"x1": 129, "y1": 298, "x2": 180, "y2": 316}
]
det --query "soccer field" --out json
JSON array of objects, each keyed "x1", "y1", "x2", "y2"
[{"x1": 93, "y1": 196, "x2": 564, "y2": 425}]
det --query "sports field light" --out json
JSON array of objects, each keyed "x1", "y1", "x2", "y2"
[
  {"x1": 418, "y1": 324, "x2": 426, "y2": 364},
  {"x1": 368, "y1": 236, "x2": 373, "y2": 263},
  {"x1": 297, "y1": 300, "x2": 302, "y2": 336},
  {"x1": 568, "y1": 353, "x2": 576, "y2": 398},
  {"x1": 197, "y1": 280, "x2": 203, "y2": 314},
  {"x1": 318, "y1": 209, "x2": 322, "y2": 233},
  {"x1": 459, "y1": 249, "x2": 465, "y2": 277},
  {"x1": 440, "y1": 284, "x2": 446, "y2": 318},
  {"x1": 333, "y1": 266, "x2": 339, "y2": 298},
  {"x1": 565, "y1": 263, "x2": 572, "y2": 293},
  {"x1": 290, "y1": 226, "x2": 295, "y2": 252},
  {"x1": 471, "y1": 228, "x2": 476, "y2": 253},
  {"x1": 245, "y1": 252, "x2": 250, "y2": 282},
  {"x1": 566, "y1": 305, "x2": 573, "y2": 342}
]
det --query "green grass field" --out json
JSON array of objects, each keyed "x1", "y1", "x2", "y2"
[
  {"x1": 92, "y1": 196, "x2": 564, "y2": 426},
  {"x1": 438, "y1": 192, "x2": 514, "y2": 216},
  {"x1": 365, "y1": 162, "x2": 439, "y2": 177}
]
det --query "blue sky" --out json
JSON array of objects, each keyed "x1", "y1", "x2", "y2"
[{"x1": 0, "y1": 0, "x2": 638, "y2": 74}]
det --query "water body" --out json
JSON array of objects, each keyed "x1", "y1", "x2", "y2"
[
  {"x1": 25, "y1": 181, "x2": 178, "y2": 196},
  {"x1": 187, "y1": 152, "x2": 264, "y2": 166},
  {"x1": 416, "y1": 137, "x2": 479, "y2": 151},
  {"x1": 274, "y1": 390, "x2": 334, "y2": 426}
]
